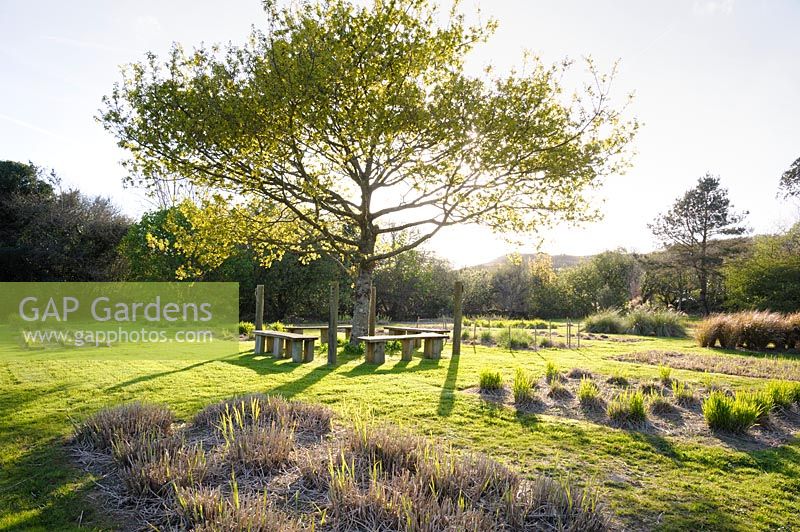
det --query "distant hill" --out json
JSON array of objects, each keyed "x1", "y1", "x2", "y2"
[{"x1": 472, "y1": 253, "x2": 587, "y2": 271}]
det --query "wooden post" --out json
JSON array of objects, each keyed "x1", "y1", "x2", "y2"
[
  {"x1": 368, "y1": 284, "x2": 376, "y2": 336},
  {"x1": 508, "y1": 323, "x2": 513, "y2": 352},
  {"x1": 254, "y1": 285, "x2": 265, "y2": 331},
  {"x1": 577, "y1": 323, "x2": 581, "y2": 349},
  {"x1": 533, "y1": 326, "x2": 537, "y2": 351},
  {"x1": 328, "y1": 282, "x2": 338, "y2": 365},
  {"x1": 452, "y1": 281, "x2": 463, "y2": 356}
]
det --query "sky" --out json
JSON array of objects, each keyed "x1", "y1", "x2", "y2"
[{"x1": 1, "y1": 0, "x2": 798, "y2": 267}]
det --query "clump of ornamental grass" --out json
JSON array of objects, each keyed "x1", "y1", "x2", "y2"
[
  {"x1": 545, "y1": 361, "x2": 561, "y2": 384},
  {"x1": 577, "y1": 377, "x2": 601, "y2": 407},
  {"x1": 606, "y1": 371, "x2": 629, "y2": 387},
  {"x1": 547, "y1": 379, "x2": 570, "y2": 400},
  {"x1": 647, "y1": 392, "x2": 674, "y2": 415},
  {"x1": 568, "y1": 368, "x2": 592, "y2": 379},
  {"x1": 121, "y1": 442, "x2": 209, "y2": 497},
  {"x1": 584, "y1": 309, "x2": 626, "y2": 334},
  {"x1": 702, "y1": 391, "x2": 763, "y2": 433},
  {"x1": 658, "y1": 365, "x2": 672, "y2": 384},
  {"x1": 512, "y1": 368, "x2": 536, "y2": 404},
  {"x1": 625, "y1": 307, "x2": 687, "y2": 337},
  {"x1": 479, "y1": 368, "x2": 503, "y2": 392},
  {"x1": 195, "y1": 393, "x2": 332, "y2": 439},
  {"x1": 497, "y1": 328, "x2": 532, "y2": 349},
  {"x1": 479, "y1": 329, "x2": 494, "y2": 345},
  {"x1": 74, "y1": 401, "x2": 173, "y2": 451},
  {"x1": 224, "y1": 423, "x2": 294, "y2": 474},
  {"x1": 787, "y1": 313, "x2": 800, "y2": 350},
  {"x1": 739, "y1": 311, "x2": 789, "y2": 351},
  {"x1": 638, "y1": 382, "x2": 661, "y2": 396},
  {"x1": 607, "y1": 389, "x2": 647, "y2": 426},
  {"x1": 671, "y1": 380, "x2": 696, "y2": 406},
  {"x1": 238, "y1": 321, "x2": 255, "y2": 337}
]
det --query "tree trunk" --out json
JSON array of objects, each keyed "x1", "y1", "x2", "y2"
[{"x1": 351, "y1": 263, "x2": 374, "y2": 344}]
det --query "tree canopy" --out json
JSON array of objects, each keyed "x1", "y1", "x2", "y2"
[
  {"x1": 779, "y1": 156, "x2": 800, "y2": 199},
  {"x1": 649, "y1": 174, "x2": 747, "y2": 314},
  {"x1": 100, "y1": 0, "x2": 637, "y2": 338}
]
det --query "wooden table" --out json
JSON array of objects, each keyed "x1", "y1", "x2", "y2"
[{"x1": 254, "y1": 330, "x2": 317, "y2": 362}]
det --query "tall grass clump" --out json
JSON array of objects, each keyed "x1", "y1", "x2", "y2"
[
  {"x1": 512, "y1": 368, "x2": 536, "y2": 403},
  {"x1": 479, "y1": 368, "x2": 503, "y2": 391},
  {"x1": 671, "y1": 380, "x2": 695, "y2": 405},
  {"x1": 497, "y1": 328, "x2": 532, "y2": 349},
  {"x1": 658, "y1": 365, "x2": 672, "y2": 384},
  {"x1": 702, "y1": 391, "x2": 762, "y2": 433},
  {"x1": 625, "y1": 308, "x2": 686, "y2": 337},
  {"x1": 763, "y1": 380, "x2": 800, "y2": 409},
  {"x1": 75, "y1": 402, "x2": 173, "y2": 451},
  {"x1": 584, "y1": 309, "x2": 626, "y2": 334},
  {"x1": 696, "y1": 311, "x2": 796, "y2": 350},
  {"x1": 577, "y1": 377, "x2": 600, "y2": 407},
  {"x1": 545, "y1": 361, "x2": 561, "y2": 384},
  {"x1": 606, "y1": 389, "x2": 646, "y2": 426}
]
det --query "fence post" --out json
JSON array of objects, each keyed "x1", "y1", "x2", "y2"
[
  {"x1": 254, "y1": 285, "x2": 264, "y2": 331},
  {"x1": 328, "y1": 281, "x2": 338, "y2": 365},
  {"x1": 452, "y1": 281, "x2": 463, "y2": 356}
]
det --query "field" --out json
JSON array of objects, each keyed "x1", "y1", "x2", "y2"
[{"x1": 2, "y1": 324, "x2": 800, "y2": 530}]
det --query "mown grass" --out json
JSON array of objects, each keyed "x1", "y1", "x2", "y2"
[{"x1": 1, "y1": 326, "x2": 800, "y2": 530}]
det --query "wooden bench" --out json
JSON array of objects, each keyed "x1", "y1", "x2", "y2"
[
  {"x1": 286, "y1": 324, "x2": 353, "y2": 344},
  {"x1": 384, "y1": 326, "x2": 450, "y2": 348},
  {"x1": 358, "y1": 333, "x2": 449, "y2": 364},
  {"x1": 254, "y1": 330, "x2": 317, "y2": 363}
]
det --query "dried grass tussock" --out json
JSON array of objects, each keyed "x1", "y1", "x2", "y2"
[{"x1": 72, "y1": 396, "x2": 609, "y2": 531}]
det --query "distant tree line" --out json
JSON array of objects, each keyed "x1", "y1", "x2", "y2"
[{"x1": 1, "y1": 160, "x2": 798, "y2": 319}]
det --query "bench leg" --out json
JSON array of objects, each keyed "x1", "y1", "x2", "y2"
[
  {"x1": 272, "y1": 338, "x2": 282, "y2": 357},
  {"x1": 413, "y1": 332, "x2": 422, "y2": 349},
  {"x1": 344, "y1": 329, "x2": 351, "y2": 340},
  {"x1": 290, "y1": 340, "x2": 303, "y2": 363},
  {"x1": 401, "y1": 339, "x2": 413, "y2": 361},
  {"x1": 430, "y1": 338, "x2": 443, "y2": 359},
  {"x1": 368, "y1": 342, "x2": 385, "y2": 364},
  {"x1": 319, "y1": 327, "x2": 329, "y2": 344},
  {"x1": 255, "y1": 336, "x2": 264, "y2": 355},
  {"x1": 303, "y1": 340, "x2": 316, "y2": 362}
]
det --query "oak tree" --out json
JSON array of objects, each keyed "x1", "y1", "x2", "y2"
[{"x1": 101, "y1": 0, "x2": 637, "y2": 340}]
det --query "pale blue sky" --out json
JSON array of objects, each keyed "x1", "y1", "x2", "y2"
[{"x1": 1, "y1": 0, "x2": 798, "y2": 266}]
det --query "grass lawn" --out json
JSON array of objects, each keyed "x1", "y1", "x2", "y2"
[{"x1": 2, "y1": 327, "x2": 799, "y2": 530}]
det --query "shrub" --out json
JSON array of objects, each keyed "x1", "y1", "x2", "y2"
[
  {"x1": 386, "y1": 340, "x2": 402, "y2": 353},
  {"x1": 671, "y1": 380, "x2": 695, "y2": 405},
  {"x1": 545, "y1": 361, "x2": 560, "y2": 384},
  {"x1": 577, "y1": 377, "x2": 600, "y2": 406},
  {"x1": 479, "y1": 368, "x2": 503, "y2": 391},
  {"x1": 266, "y1": 321, "x2": 286, "y2": 332},
  {"x1": 658, "y1": 365, "x2": 672, "y2": 384},
  {"x1": 584, "y1": 310, "x2": 626, "y2": 334},
  {"x1": 479, "y1": 330, "x2": 494, "y2": 345},
  {"x1": 497, "y1": 328, "x2": 532, "y2": 349},
  {"x1": 539, "y1": 337, "x2": 555, "y2": 348},
  {"x1": 702, "y1": 391, "x2": 762, "y2": 433},
  {"x1": 512, "y1": 368, "x2": 535, "y2": 403},
  {"x1": 787, "y1": 313, "x2": 800, "y2": 350},
  {"x1": 607, "y1": 389, "x2": 646, "y2": 426},
  {"x1": 238, "y1": 321, "x2": 255, "y2": 337},
  {"x1": 75, "y1": 402, "x2": 173, "y2": 451}
]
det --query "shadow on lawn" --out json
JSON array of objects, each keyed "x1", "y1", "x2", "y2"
[
  {"x1": 437, "y1": 353, "x2": 460, "y2": 417},
  {"x1": 104, "y1": 349, "x2": 243, "y2": 392}
]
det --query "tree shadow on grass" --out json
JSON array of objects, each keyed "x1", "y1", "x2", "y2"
[
  {"x1": 105, "y1": 349, "x2": 243, "y2": 392},
  {"x1": 341, "y1": 355, "x2": 440, "y2": 377},
  {"x1": 437, "y1": 354, "x2": 460, "y2": 417}
]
